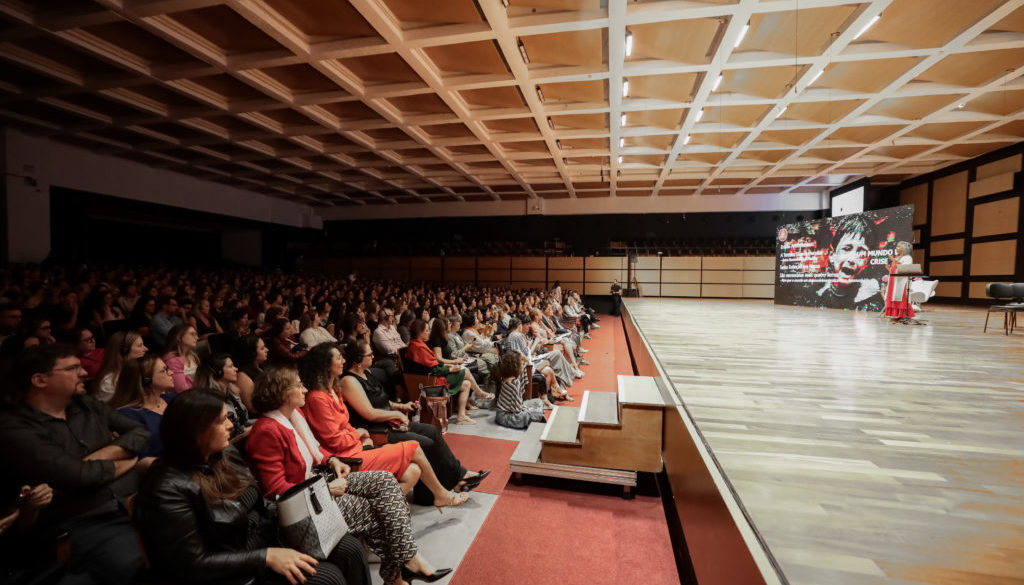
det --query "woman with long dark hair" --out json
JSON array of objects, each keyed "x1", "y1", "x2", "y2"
[{"x1": 135, "y1": 389, "x2": 370, "y2": 585}]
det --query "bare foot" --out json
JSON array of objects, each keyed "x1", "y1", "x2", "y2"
[{"x1": 457, "y1": 416, "x2": 476, "y2": 424}]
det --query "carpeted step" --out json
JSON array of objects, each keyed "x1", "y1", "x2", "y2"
[
  {"x1": 577, "y1": 390, "x2": 619, "y2": 426},
  {"x1": 617, "y1": 374, "x2": 670, "y2": 407},
  {"x1": 539, "y1": 405, "x2": 581, "y2": 445}
]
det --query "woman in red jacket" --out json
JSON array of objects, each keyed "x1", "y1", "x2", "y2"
[
  {"x1": 246, "y1": 365, "x2": 452, "y2": 585},
  {"x1": 297, "y1": 343, "x2": 468, "y2": 508}
]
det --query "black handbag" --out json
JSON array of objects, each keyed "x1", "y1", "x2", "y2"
[{"x1": 420, "y1": 383, "x2": 447, "y2": 398}]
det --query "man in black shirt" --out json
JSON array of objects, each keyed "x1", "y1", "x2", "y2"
[
  {"x1": 0, "y1": 344, "x2": 148, "y2": 584},
  {"x1": 610, "y1": 279, "x2": 623, "y2": 316}
]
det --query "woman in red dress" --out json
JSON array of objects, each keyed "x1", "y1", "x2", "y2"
[
  {"x1": 298, "y1": 343, "x2": 467, "y2": 509},
  {"x1": 884, "y1": 241, "x2": 915, "y2": 323}
]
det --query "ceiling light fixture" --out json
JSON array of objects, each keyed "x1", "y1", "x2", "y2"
[
  {"x1": 957, "y1": 102, "x2": 966, "y2": 109},
  {"x1": 712, "y1": 73, "x2": 723, "y2": 91},
  {"x1": 853, "y1": 14, "x2": 881, "y2": 40},
  {"x1": 547, "y1": 117, "x2": 554, "y2": 130},
  {"x1": 683, "y1": 134, "x2": 691, "y2": 145},
  {"x1": 809, "y1": 70, "x2": 823, "y2": 86},
  {"x1": 621, "y1": 113, "x2": 627, "y2": 126},
  {"x1": 695, "y1": 108, "x2": 704, "y2": 122},
  {"x1": 500, "y1": 0, "x2": 509, "y2": 7},
  {"x1": 625, "y1": 30, "x2": 633, "y2": 57},
  {"x1": 536, "y1": 86, "x2": 545, "y2": 102},
  {"x1": 622, "y1": 79, "x2": 630, "y2": 97},
  {"x1": 774, "y1": 105, "x2": 788, "y2": 119},
  {"x1": 517, "y1": 39, "x2": 530, "y2": 64},
  {"x1": 556, "y1": 139, "x2": 562, "y2": 149},
  {"x1": 735, "y1": 21, "x2": 750, "y2": 48},
  {"x1": 619, "y1": 137, "x2": 625, "y2": 147},
  {"x1": 618, "y1": 155, "x2": 623, "y2": 164}
]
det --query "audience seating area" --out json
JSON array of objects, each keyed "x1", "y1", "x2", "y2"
[{"x1": 0, "y1": 263, "x2": 601, "y2": 585}]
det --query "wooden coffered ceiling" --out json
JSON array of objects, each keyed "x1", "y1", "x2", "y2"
[{"x1": 1, "y1": 0, "x2": 1023, "y2": 207}]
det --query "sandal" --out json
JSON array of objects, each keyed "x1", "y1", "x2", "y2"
[
  {"x1": 460, "y1": 470, "x2": 492, "y2": 492},
  {"x1": 434, "y1": 490, "x2": 469, "y2": 514}
]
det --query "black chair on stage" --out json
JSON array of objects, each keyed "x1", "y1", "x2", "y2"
[{"x1": 983, "y1": 283, "x2": 1024, "y2": 335}]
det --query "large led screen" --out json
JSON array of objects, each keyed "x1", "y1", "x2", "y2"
[{"x1": 774, "y1": 205, "x2": 914, "y2": 310}]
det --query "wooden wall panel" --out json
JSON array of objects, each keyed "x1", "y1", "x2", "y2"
[
  {"x1": 742, "y1": 257, "x2": 775, "y2": 270},
  {"x1": 662, "y1": 270, "x2": 701, "y2": 283},
  {"x1": 975, "y1": 154, "x2": 1021, "y2": 180},
  {"x1": 969, "y1": 282, "x2": 993, "y2": 299},
  {"x1": 929, "y1": 239, "x2": 964, "y2": 257},
  {"x1": 511, "y1": 268, "x2": 546, "y2": 281},
  {"x1": 478, "y1": 268, "x2": 510, "y2": 282},
  {"x1": 972, "y1": 197, "x2": 1019, "y2": 237},
  {"x1": 550, "y1": 281, "x2": 583, "y2": 293},
  {"x1": 934, "y1": 281, "x2": 963, "y2": 297},
  {"x1": 635, "y1": 256, "x2": 661, "y2": 269},
  {"x1": 410, "y1": 268, "x2": 436, "y2": 280},
  {"x1": 445, "y1": 257, "x2": 475, "y2": 268},
  {"x1": 635, "y1": 269, "x2": 661, "y2": 282},
  {"x1": 511, "y1": 257, "x2": 546, "y2": 268},
  {"x1": 969, "y1": 173, "x2": 1016, "y2": 198},
  {"x1": 380, "y1": 268, "x2": 408, "y2": 280},
  {"x1": 912, "y1": 249, "x2": 925, "y2": 265},
  {"x1": 930, "y1": 171, "x2": 968, "y2": 236},
  {"x1": 929, "y1": 260, "x2": 964, "y2": 276},
  {"x1": 970, "y1": 240, "x2": 1018, "y2": 275},
  {"x1": 511, "y1": 281, "x2": 545, "y2": 290},
  {"x1": 477, "y1": 257, "x2": 510, "y2": 268},
  {"x1": 586, "y1": 268, "x2": 625, "y2": 281},
  {"x1": 548, "y1": 268, "x2": 584, "y2": 281},
  {"x1": 444, "y1": 269, "x2": 474, "y2": 282},
  {"x1": 702, "y1": 284, "x2": 743, "y2": 297},
  {"x1": 742, "y1": 285, "x2": 774, "y2": 298},
  {"x1": 585, "y1": 257, "x2": 625, "y2": 269},
  {"x1": 410, "y1": 256, "x2": 442, "y2": 268},
  {"x1": 380, "y1": 257, "x2": 408, "y2": 268},
  {"x1": 662, "y1": 257, "x2": 701, "y2": 269},
  {"x1": 662, "y1": 283, "x2": 701, "y2": 297},
  {"x1": 702, "y1": 257, "x2": 744, "y2": 270},
  {"x1": 742, "y1": 271, "x2": 775, "y2": 284},
  {"x1": 912, "y1": 229, "x2": 921, "y2": 243},
  {"x1": 702, "y1": 270, "x2": 743, "y2": 283},
  {"x1": 637, "y1": 283, "x2": 661, "y2": 296},
  {"x1": 548, "y1": 257, "x2": 583, "y2": 269},
  {"x1": 584, "y1": 282, "x2": 615, "y2": 295},
  {"x1": 900, "y1": 182, "x2": 929, "y2": 225}
]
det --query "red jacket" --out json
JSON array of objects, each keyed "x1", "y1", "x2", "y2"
[{"x1": 246, "y1": 412, "x2": 331, "y2": 498}]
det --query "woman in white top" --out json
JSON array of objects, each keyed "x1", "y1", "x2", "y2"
[
  {"x1": 299, "y1": 310, "x2": 337, "y2": 347},
  {"x1": 92, "y1": 330, "x2": 147, "y2": 402}
]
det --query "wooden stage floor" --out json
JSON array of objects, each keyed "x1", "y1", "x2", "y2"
[{"x1": 624, "y1": 298, "x2": 1024, "y2": 585}]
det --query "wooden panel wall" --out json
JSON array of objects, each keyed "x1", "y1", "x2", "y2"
[
  {"x1": 308, "y1": 255, "x2": 778, "y2": 299},
  {"x1": 898, "y1": 143, "x2": 1024, "y2": 303}
]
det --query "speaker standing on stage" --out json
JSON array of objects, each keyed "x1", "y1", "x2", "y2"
[
  {"x1": 884, "y1": 241, "x2": 915, "y2": 324},
  {"x1": 610, "y1": 279, "x2": 622, "y2": 317}
]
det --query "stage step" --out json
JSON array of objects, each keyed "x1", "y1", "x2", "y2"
[
  {"x1": 578, "y1": 390, "x2": 620, "y2": 426},
  {"x1": 539, "y1": 405, "x2": 581, "y2": 446},
  {"x1": 618, "y1": 375, "x2": 670, "y2": 407}
]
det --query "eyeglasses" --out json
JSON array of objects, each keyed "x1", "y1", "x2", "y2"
[
  {"x1": 51, "y1": 364, "x2": 85, "y2": 374},
  {"x1": 363, "y1": 352, "x2": 374, "y2": 358},
  {"x1": 81, "y1": 336, "x2": 95, "y2": 343},
  {"x1": 158, "y1": 366, "x2": 172, "y2": 374}
]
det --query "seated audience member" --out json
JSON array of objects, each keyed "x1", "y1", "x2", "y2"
[
  {"x1": 125, "y1": 295, "x2": 156, "y2": 338},
  {"x1": 0, "y1": 344, "x2": 148, "y2": 584},
  {"x1": 299, "y1": 310, "x2": 337, "y2": 347},
  {"x1": 495, "y1": 351, "x2": 547, "y2": 430},
  {"x1": 192, "y1": 297, "x2": 223, "y2": 340},
  {"x1": 245, "y1": 366, "x2": 453, "y2": 585},
  {"x1": 428, "y1": 319, "x2": 492, "y2": 402},
  {"x1": 337, "y1": 338, "x2": 487, "y2": 503},
  {"x1": 459, "y1": 311, "x2": 499, "y2": 387},
  {"x1": 65, "y1": 326, "x2": 103, "y2": 379},
  {"x1": 563, "y1": 294, "x2": 592, "y2": 335},
  {"x1": 192, "y1": 353, "x2": 251, "y2": 438},
  {"x1": 232, "y1": 334, "x2": 267, "y2": 413},
  {"x1": 0, "y1": 481, "x2": 75, "y2": 585},
  {"x1": 51, "y1": 290, "x2": 82, "y2": 334},
  {"x1": 227, "y1": 308, "x2": 253, "y2": 339},
  {"x1": 403, "y1": 319, "x2": 476, "y2": 425},
  {"x1": 396, "y1": 310, "x2": 415, "y2": 344},
  {"x1": 443, "y1": 315, "x2": 491, "y2": 386},
  {"x1": 506, "y1": 317, "x2": 572, "y2": 401},
  {"x1": 92, "y1": 331, "x2": 147, "y2": 402},
  {"x1": 540, "y1": 301, "x2": 585, "y2": 361},
  {"x1": 117, "y1": 283, "x2": 139, "y2": 316},
  {"x1": 266, "y1": 317, "x2": 308, "y2": 365},
  {"x1": 150, "y1": 295, "x2": 182, "y2": 348},
  {"x1": 135, "y1": 389, "x2": 371, "y2": 585},
  {"x1": 340, "y1": 312, "x2": 402, "y2": 399},
  {"x1": 299, "y1": 344, "x2": 471, "y2": 507},
  {"x1": 110, "y1": 354, "x2": 176, "y2": 466},
  {"x1": 371, "y1": 308, "x2": 406, "y2": 358},
  {"x1": 163, "y1": 323, "x2": 200, "y2": 393},
  {"x1": 19, "y1": 317, "x2": 56, "y2": 349},
  {"x1": 0, "y1": 301, "x2": 23, "y2": 348},
  {"x1": 89, "y1": 291, "x2": 123, "y2": 332},
  {"x1": 529, "y1": 308, "x2": 583, "y2": 379}
]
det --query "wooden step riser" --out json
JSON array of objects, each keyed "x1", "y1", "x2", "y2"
[{"x1": 542, "y1": 408, "x2": 664, "y2": 472}]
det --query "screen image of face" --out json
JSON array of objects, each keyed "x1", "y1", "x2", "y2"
[{"x1": 774, "y1": 205, "x2": 914, "y2": 311}]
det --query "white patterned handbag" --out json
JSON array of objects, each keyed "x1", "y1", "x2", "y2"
[{"x1": 277, "y1": 476, "x2": 349, "y2": 559}]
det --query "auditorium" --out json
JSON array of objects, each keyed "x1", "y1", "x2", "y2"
[{"x1": 1, "y1": 1, "x2": 1022, "y2": 585}]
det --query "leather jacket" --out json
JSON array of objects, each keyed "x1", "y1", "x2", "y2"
[{"x1": 134, "y1": 449, "x2": 267, "y2": 584}]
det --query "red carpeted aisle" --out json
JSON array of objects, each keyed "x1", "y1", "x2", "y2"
[{"x1": 447, "y1": 315, "x2": 680, "y2": 585}]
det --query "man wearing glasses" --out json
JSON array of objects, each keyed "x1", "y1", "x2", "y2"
[{"x1": 0, "y1": 344, "x2": 149, "y2": 583}]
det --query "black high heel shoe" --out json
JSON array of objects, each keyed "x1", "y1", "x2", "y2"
[
  {"x1": 460, "y1": 470, "x2": 491, "y2": 492},
  {"x1": 401, "y1": 566, "x2": 453, "y2": 583}
]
